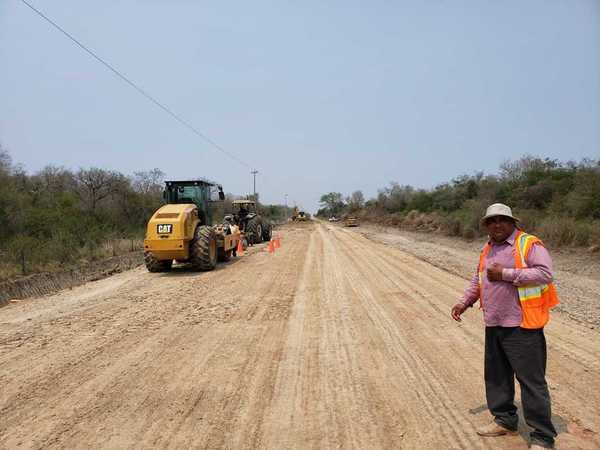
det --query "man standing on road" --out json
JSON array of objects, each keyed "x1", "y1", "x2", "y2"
[{"x1": 451, "y1": 203, "x2": 559, "y2": 450}]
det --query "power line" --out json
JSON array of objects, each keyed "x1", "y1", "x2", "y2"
[{"x1": 19, "y1": 0, "x2": 252, "y2": 169}]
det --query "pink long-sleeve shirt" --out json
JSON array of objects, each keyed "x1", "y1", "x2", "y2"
[{"x1": 461, "y1": 229, "x2": 554, "y2": 327}]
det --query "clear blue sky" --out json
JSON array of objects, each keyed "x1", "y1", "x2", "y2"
[{"x1": 1, "y1": 1, "x2": 599, "y2": 212}]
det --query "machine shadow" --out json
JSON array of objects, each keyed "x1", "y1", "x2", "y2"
[{"x1": 157, "y1": 248, "x2": 262, "y2": 277}]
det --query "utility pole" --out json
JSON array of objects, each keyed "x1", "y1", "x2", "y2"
[
  {"x1": 251, "y1": 170, "x2": 258, "y2": 199},
  {"x1": 284, "y1": 194, "x2": 288, "y2": 218}
]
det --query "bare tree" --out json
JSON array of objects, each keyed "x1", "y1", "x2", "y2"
[
  {"x1": 75, "y1": 168, "x2": 125, "y2": 211},
  {"x1": 499, "y1": 156, "x2": 559, "y2": 181},
  {"x1": 34, "y1": 166, "x2": 76, "y2": 194},
  {"x1": 379, "y1": 182, "x2": 414, "y2": 212},
  {"x1": 132, "y1": 168, "x2": 165, "y2": 196},
  {"x1": 0, "y1": 144, "x2": 12, "y2": 176}
]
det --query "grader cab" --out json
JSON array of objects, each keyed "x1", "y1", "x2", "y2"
[{"x1": 143, "y1": 180, "x2": 241, "y2": 272}]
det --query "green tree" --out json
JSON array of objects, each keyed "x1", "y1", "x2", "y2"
[{"x1": 319, "y1": 192, "x2": 345, "y2": 216}]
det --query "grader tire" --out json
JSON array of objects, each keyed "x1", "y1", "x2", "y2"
[
  {"x1": 144, "y1": 252, "x2": 172, "y2": 273},
  {"x1": 262, "y1": 222, "x2": 272, "y2": 241},
  {"x1": 247, "y1": 217, "x2": 263, "y2": 245},
  {"x1": 190, "y1": 226, "x2": 217, "y2": 271},
  {"x1": 217, "y1": 248, "x2": 232, "y2": 262}
]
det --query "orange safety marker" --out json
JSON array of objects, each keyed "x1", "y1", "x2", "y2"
[
  {"x1": 236, "y1": 239, "x2": 244, "y2": 256},
  {"x1": 268, "y1": 239, "x2": 275, "y2": 254},
  {"x1": 275, "y1": 237, "x2": 281, "y2": 248}
]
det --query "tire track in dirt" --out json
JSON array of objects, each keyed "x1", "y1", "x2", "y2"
[
  {"x1": 265, "y1": 222, "x2": 410, "y2": 449},
  {"x1": 1, "y1": 222, "x2": 598, "y2": 449},
  {"x1": 343, "y1": 226, "x2": 600, "y2": 370},
  {"x1": 325, "y1": 225, "x2": 488, "y2": 448},
  {"x1": 333, "y1": 223, "x2": 600, "y2": 449},
  {"x1": 0, "y1": 228, "x2": 309, "y2": 449},
  {"x1": 342, "y1": 225, "x2": 600, "y2": 439}
]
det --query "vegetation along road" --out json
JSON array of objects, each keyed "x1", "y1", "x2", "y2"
[{"x1": 1, "y1": 222, "x2": 598, "y2": 449}]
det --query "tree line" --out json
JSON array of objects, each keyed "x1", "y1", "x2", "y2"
[
  {"x1": 0, "y1": 146, "x2": 290, "y2": 279},
  {"x1": 317, "y1": 156, "x2": 600, "y2": 247}
]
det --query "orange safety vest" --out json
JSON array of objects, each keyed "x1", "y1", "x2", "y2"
[{"x1": 478, "y1": 230, "x2": 559, "y2": 329}]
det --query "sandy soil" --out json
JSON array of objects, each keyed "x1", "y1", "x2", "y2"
[
  {"x1": 1, "y1": 222, "x2": 598, "y2": 449},
  {"x1": 357, "y1": 224, "x2": 600, "y2": 328}
]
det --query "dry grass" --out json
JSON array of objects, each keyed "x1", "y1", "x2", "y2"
[
  {"x1": 536, "y1": 217, "x2": 592, "y2": 247},
  {"x1": 0, "y1": 238, "x2": 144, "y2": 281},
  {"x1": 360, "y1": 210, "x2": 598, "y2": 250},
  {"x1": 98, "y1": 238, "x2": 144, "y2": 258}
]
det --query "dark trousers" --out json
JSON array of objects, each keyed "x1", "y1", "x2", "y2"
[{"x1": 485, "y1": 326, "x2": 557, "y2": 448}]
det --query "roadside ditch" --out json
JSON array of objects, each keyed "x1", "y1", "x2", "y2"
[{"x1": 0, "y1": 252, "x2": 144, "y2": 307}]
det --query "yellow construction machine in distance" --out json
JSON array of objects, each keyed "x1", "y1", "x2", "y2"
[
  {"x1": 291, "y1": 206, "x2": 310, "y2": 222},
  {"x1": 344, "y1": 216, "x2": 359, "y2": 227}
]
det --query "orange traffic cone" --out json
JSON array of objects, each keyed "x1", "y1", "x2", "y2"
[
  {"x1": 275, "y1": 237, "x2": 281, "y2": 248},
  {"x1": 268, "y1": 239, "x2": 275, "y2": 254},
  {"x1": 236, "y1": 239, "x2": 244, "y2": 256}
]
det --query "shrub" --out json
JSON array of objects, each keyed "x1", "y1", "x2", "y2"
[
  {"x1": 591, "y1": 222, "x2": 600, "y2": 247},
  {"x1": 462, "y1": 227, "x2": 476, "y2": 240},
  {"x1": 442, "y1": 216, "x2": 463, "y2": 237},
  {"x1": 575, "y1": 226, "x2": 592, "y2": 246},
  {"x1": 537, "y1": 217, "x2": 591, "y2": 247},
  {"x1": 515, "y1": 209, "x2": 542, "y2": 234}
]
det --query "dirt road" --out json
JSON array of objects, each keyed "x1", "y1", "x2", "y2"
[{"x1": 1, "y1": 222, "x2": 598, "y2": 449}]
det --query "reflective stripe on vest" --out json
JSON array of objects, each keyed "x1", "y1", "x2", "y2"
[{"x1": 477, "y1": 230, "x2": 559, "y2": 329}]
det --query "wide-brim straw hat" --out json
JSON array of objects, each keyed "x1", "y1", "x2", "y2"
[{"x1": 481, "y1": 203, "x2": 519, "y2": 224}]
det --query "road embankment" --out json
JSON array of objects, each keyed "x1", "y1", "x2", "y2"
[{"x1": 0, "y1": 252, "x2": 143, "y2": 307}]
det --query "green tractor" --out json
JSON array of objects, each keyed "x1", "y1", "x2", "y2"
[{"x1": 229, "y1": 199, "x2": 272, "y2": 245}]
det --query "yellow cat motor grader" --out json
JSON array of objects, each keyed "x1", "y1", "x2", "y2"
[{"x1": 143, "y1": 180, "x2": 241, "y2": 272}]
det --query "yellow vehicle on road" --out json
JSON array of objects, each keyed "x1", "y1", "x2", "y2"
[
  {"x1": 291, "y1": 206, "x2": 310, "y2": 222},
  {"x1": 144, "y1": 180, "x2": 240, "y2": 272},
  {"x1": 344, "y1": 216, "x2": 359, "y2": 227}
]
